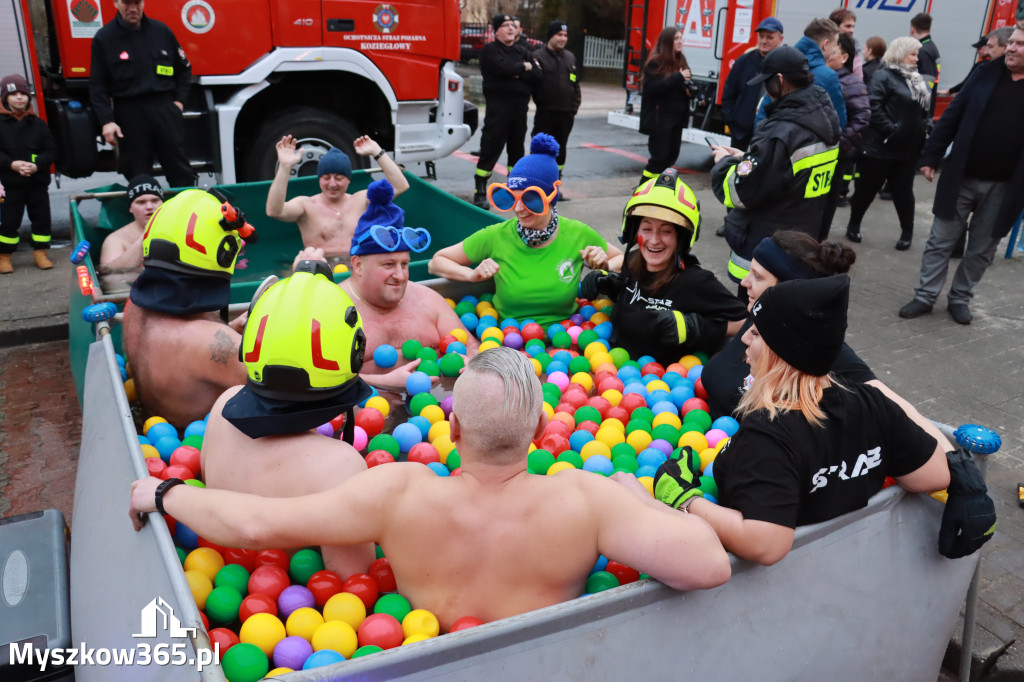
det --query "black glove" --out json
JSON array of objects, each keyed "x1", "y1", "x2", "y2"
[
  {"x1": 578, "y1": 270, "x2": 623, "y2": 302},
  {"x1": 654, "y1": 446, "x2": 704, "y2": 509},
  {"x1": 653, "y1": 310, "x2": 727, "y2": 353},
  {"x1": 938, "y1": 447, "x2": 997, "y2": 559}
]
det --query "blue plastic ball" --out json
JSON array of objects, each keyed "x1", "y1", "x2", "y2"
[
  {"x1": 641, "y1": 373, "x2": 661, "y2": 385},
  {"x1": 704, "y1": 461, "x2": 715, "y2": 480},
  {"x1": 392, "y1": 422, "x2": 423, "y2": 452},
  {"x1": 427, "y1": 462, "x2": 450, "y2": 477},
  {"x1": 176, "y1": 521, "x2": 199, "y2": 550},
  {"x1": 661, "y1": 371, "x2": 683, "y2": 387},
  {"x1": 703, "y1": 493, "x2": 718, "y2": 505},
  {"x1": 617, "y1": 366, "x2": 641, "y2": 383},
  {"x1": 138, "y1": 435, "x2": 151, "y2": 445},
  {"x1": 119, "y1": 366, "x2": 128, "y2": 381},
  {"x1": 499, "y1": 318, "x2": 520, "y2": 330},
  {"x1": 569, "y1": 430, "x2": 595, "y2": 452},
  {"x1": 545, "y1": 360, "x2": 569, "y2": 376},
  {"x1": 637, "y1": 448, "x2": 669, "y2": 469},
  {"x1": 579, "y1": 305, "x2": 597, "y2": 318},
  {"x1": 623, "y1": 383, "x2": 648, "y2": 398},
  {"x1": 687, "y1": 365, "x2": 704, "y2": 380},
  {"x1": 115, "y1": 353, "x2": 127, "y2": 367},
  {"x1": 358, "y1": 386, "x2": 379, "y2": 408},
  {"x1": 547, "y1": 324, "x2": 564, "y2": 341},
  {"x1": 711, "y1": 416, "x2": 740, "y2": 437},
  {"x1": 446, "y1": 341, "x2": 467, "y2": 355},
  {"x1": 303, "y1": 649, "x2": 345, "y2": 669},
  {"x1": 590, "y1": 555, "x2": 609, "y2": 574},
  {"x1": 373, "y1": 344, "x2": 399, "y2": 369},
  {"x1": 184, "y1": 420, "x2": 206, "y2": 439},
  {"x1": 479, "y1": 315, "x2": 497, "y2": 328},
  {"x1": 594, "y1": 322, "x2": 614, "y2": 340},
  {"x1": 459, "y1": 294, "x2": 479, "y2": 306},
  {"x1": 552, "y1": 350, "x2": 573, "y2": 366},
  {"x1": 651, "y1": 400, "x2": 677, "y2": 416},
  {"x1": 670, "y1": 386, "x2": 695, "y2": 408},
  {"x1": 635, "y1": 465, "x2": 658, "y2": 479},
  {"x1": 637, "y1": 355, "x2": 657, "y2": 367},
  {"x1": 405, "y1": 371, "x2": 432, "y2": 395},
  {"x1": 582, "y1": 455, "x2": 614, "y2": 476},
  {"x1": 460, "y1": 312, "x2": 479, "y2": 330},
  {"x1": 646, "y1": 389, "x2": 671, "y2": 405},
  {"x1": 407, "y1": 415, "x2": 432, "y2": 439},
  {"x1": 146, "y1": 422, "x2": 178, "y2": 442},
  {"x1": 153, "y1": 435, "x2": 183, "y2": 463}
]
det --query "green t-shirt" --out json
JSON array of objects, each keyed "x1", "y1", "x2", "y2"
[{"x1": 462, "y1": 217, "x2": 606, "y2": 326}]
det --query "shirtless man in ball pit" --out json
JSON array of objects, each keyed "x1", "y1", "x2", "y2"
[{"x1": 131, "y1": 348, "x2": 731, "y2": 631}]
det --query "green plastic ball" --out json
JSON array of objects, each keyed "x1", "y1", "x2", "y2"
[
  {"x1": 612, "y1": 455, "x2": 639, "y2": 474},
  {"x1": 528, "y1": 449, "x2": 556, "y2": 475},
  {"x1": 220, "y1": 642, "x2": 268, "y2": 682},
  {"x1": 289, "y1": 548, "x2": 325, "y2": 585},
  {"x1": 374, "y1": 593, "x2": 412, "y2": 622},
  {"x1": 439, "y1": 353, "x2": 465, "y2": 378},
  {"x1": 455, "y1": 301, "x2": 475, "y2": 317},
  {"x1": 551, "y1": 331, "x2": 572, "y2": 349},
  {"x1": 651, "y1": 424, "x2": 680, "y2": 445},
  {"x1": 585, "y1": 571, "x2": 620, "y2": 594},
  {"x1": 416, "y1": 347, "x2": 439, "y2": 363},
  {"x1": 353, "y1": 645, "x2": 383, "y2": 658},
  {"x1": 683, "y1": 409, "x2": 713, "y2": 433},
  {"x1": 699, "y1": 474, "x2": 718, "y2": 499},
  {"x1": 622, "y1": 360, "x2": 641, "y2": 371},
  {"x1": 375, "y1": 545, "x2": 385, "y2": 559},
  {"x1": 176, "y1": 547, "x2": 187, "y2": 566},
  {"x1": 205, "y1": 585, "x2": 243, "y2": 624},
  {"x1": 446, "y1": 451, "x2": 461, "y2": 471},
  {"x1": 369, "y1": 434, "x2": 400, "y2": 457},
  {"x1": 541, "y1": 382, "x2": 562, "y2": 403},
  {"x1": 610, "y1": 442, "x2": 638, "y2": 460},
  {"x1": 557, "y1": 450, "x2": 583, "y2": 469},
  {"x1": 577, "y1": 330, "x2": 600, "y2": 351},
  {"x1": 524, "y1": 338, "x2": 546, "y2": 353},
  {"x1": 419, "y1": 359, "x2": 440, "y2": 377},
  {"x1": 479, "y1": 292, "x2": 494, "y2": 302},
  {"x1": 185, "y1": 479, "x2": 206, "y2": 488},
  {"x1": 214, "y1": 563, "x2": 250, "y2": 595},
  {"x1": 182, "y1": 435, "x2": 204, "y2": 449},
  {"x1": 694, "y1": 351, "x2": 711, "y2": 365},
  {"x1": 625, "y1": 419, "x2": 653, "y2": 436},
  {"x1": 402, "y1": 339, "x2": 423, "y2": 360},
  {"x1": 631, "y1": 406, "x2": 655, "y2": 424},
  {"x1": 574, "y1": 406, "x2": 602, "y2": 426},
  {"x1": 568, "y1": 355, "x2": 592, "y2": 375},
  {"x1": 609, "y1": 347, "x2": 630, "y2": 368},
  {"x1": 409, "y1": 392, "x2": 439, "y2": 415},
  {"x1": 535, "y1": 353, "x2": 553, "y2": 371}
]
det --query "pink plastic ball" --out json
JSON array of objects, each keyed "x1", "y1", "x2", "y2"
[
  {"x1": 567, "y1": 326, "x2": 583, "y2": 344},
  {"x1": 546, "y1": 371, "x2": 570, "y2": 392},
  {"x1": 352, "y1": 426, "x2": 368, "y2": 451},
  {"x1": 704, "y1": 428, "x2": 729, "y2": 448}
]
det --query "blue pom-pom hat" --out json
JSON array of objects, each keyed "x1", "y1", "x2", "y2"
[
  {"x1": 507, "y1": 134, "x2": 561, "y2": 201},
  {"x1": 350, "y1": 179, "x2": 432, "y2": 256}
]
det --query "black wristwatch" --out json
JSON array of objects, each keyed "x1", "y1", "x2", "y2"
[
  {"x1": 374, "y1": 150, "x2": 387, "y2": 160},
  {"x1": 155, "y1": 478, "x2": 186, "y2": 515}
]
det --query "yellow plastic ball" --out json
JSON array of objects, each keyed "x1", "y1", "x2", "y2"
[
  {"x1": 652, "y1": 412, "x2": 682, "y2": 430},
  {"x1": 403, "y1": 633, "x2": 433, "y2": 645},
  {"x1": 530, "y1": 357, "x2": 543, "y2": 376},
  {"x1": 571, "y1": 372, "x2": 594, "y2": 393},
  {"x1": 474, "y1": 301, "x2": 493, "y2": 315},
  {"x1": 141, "y1": 444, "x2": 160, "y2": 459},
  {"x1": 143, "y1": 416, "x2": 169, "y2": 435},
  {"x1": 678, "y1": 430, "x2": 709, "y2": 452},
  {"x1": 679, "y1": 355, "x2": 702, "y2": 371},
  {"x1": 402, "y1": 609, "x2": 440, "y2": 639},
  {"x1": 715, "y1": 437, "x2": 730, "y2": 451},
  {"x1": 600, "y1": 416, "x2": 625, "y2": 433},
  {"x1": 580, "y1": 440, "x2": 612, "y2": 461},
  {"x1": 699, "y1": 447, "x2": 718, "y2": 472},
  {"x1": 637, "y1": 476, "x2": 655, "y2": 496},
  {"x1": 184, "y1": 547, "x2": 225, "y2": 583},
  {"x1": 311, "y1": 620, "x2": 358, "y2": 658},
  {"x1": 528, "y1": 442, "x2": 536, "y2": 453},
  {"x1": 323, "y1": 592, "x2": 366, "y2": 630},
  {"x1": 267, "y1": 668, "x2": 295, "y2": 677},
  {"x1": 445, "y1": 297, "x2": 457, "y2": 309},
  {"x1": 428, "y1": 420, "x2": 451, "y2": 443},
  {"x1": 601, "y1": 389, "x2": 623, "y2": 407},
  {"x1": 931, "y1": 490, "x2": 949, "y2": 503},
  {"x1": 590, "y1": 312, "x2": 611, "y2": 325},
  {"x1": 547, "y1": 460, "x2": 576, "y2": 474},
  {"x1": 626, "y1": 430, "x2": 653, "y2": 454},
  {"x1": 419, "y1": 404, "x2": 445, "y2": 424},
  {"x1": 333, "y1": 264, "x2": 349, "y2": 273},
  {"x1": 286, "y1": 607, "x2": 325, "y2": 642},
  {"x1": 583, "y1": 342, "x2": 605, "y2": 359},
  {"x1": 124, "y1": 378, "x2": 137, "y2": 402},
  {"x1": 184, "y1": 570, "x2": 212, "y2": 610},
  {"x1": 541, "y1": 402, "x2": 554, "y2": 419},
  {"x1": 646, "y1": 379, "x2": 670, "y2": 394},
  {"x1": 239, "y1": 612, "x2": 286, "y2": 657},
  {"x1": 590, "y1": 351, "x2": 614, "y2": 368},
  {"x1": 449, "y1": 328, "x2": 468, "y2": 343},
  {"x1": 364, "y1": 396, "x2": 390, "y2": 418},
  {"x1": 594, "y1": 427, "x2": 625, "y2": 448},
  {"x1": 480, "y1": 327, "x2": 504, "y2": 343},
  {"x1": 433, "y1": 435, "x2": 456, "y2": 460},
  {"x1": 478, "y1": 339, "x2": 501, "y2": 352}
]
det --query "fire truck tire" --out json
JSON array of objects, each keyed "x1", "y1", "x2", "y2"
[{"x1": 244, "y1": 108, "x2": 369, "y2": 181}]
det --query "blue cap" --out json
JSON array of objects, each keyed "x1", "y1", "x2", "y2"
[
  {"x1": 317, "y1": 147, "x2": 352, "y2": 178},
  {"x1": 756, "y1": 17, "x2": 784, "y2": 34},
  {"x1": 508, "y1": 134, "x2": 560, "y2": 199}
]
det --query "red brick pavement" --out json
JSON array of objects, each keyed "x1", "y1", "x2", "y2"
[{"x1": 0, "y1": 341, "x2": 82, "y2": 525}]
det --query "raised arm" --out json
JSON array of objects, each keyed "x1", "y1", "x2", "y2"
[
  {"x1": 428, "y1": 242, "x2": 498, "y2": 283},
  {"x1": 266, "y1": 136, "x2": 307, "y2": 222},
  {"x1": 353, "y1": 136, "x2": 410, "y2": 197}
]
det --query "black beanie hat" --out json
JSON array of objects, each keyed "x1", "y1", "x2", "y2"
[
  {"x1": 547, "y1": 20, "x2": 567, "y2": 40},
  {"x1": 750, "y1": 274, "x2": 850, "y2": 376},
  {"x1": 492, "y1": 14, "x2": 513, "y2": 32},
  {"x1": 127, "y1": 174, "x2": 164, "y2": 204}
]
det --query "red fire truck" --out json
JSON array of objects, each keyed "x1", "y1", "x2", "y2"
[
  {"x1": 3, "y1": 0, "x2": 475, "y2": 182},
  {"x1": 609, "y1": 0, "x2": 1022, "y2": 138}
]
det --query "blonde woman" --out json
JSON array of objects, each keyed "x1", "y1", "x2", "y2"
[{"x1": 650, "y1": 275, "x2": 951, "y2": 565}]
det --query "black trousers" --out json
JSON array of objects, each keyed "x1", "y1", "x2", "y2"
[
  {"x1": 477, "y1": 95, "x2": 529, "y2": 174},
  {"x1": 0, "y1": 182, "x2": 51, "y2": 253},
  {"x1": 532, "y1": 109, "x2": 575, "y2": 167},
  {"x1": 819, "y1": 158, "x2": 856, "y2": 241},
  {"x1": 644, "y1": 118, "x2": 686, "y2": 177},
  {"x1": 114, "y1": 95, "x2": 195, "y2": 188},
  {"x1": 848, "y1": 155, "x2": 918, "y2": 238}
]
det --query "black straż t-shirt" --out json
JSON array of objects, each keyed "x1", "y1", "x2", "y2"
[{"x1": 713, "y1": 383, "x2": 937, "y2": 528}]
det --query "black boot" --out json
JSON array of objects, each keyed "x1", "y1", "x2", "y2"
[
  {"x1": 845, "y1": 220, "x2": 862, "y2": 243},
  {"x1": 895, "y1": 229, "x2": 912, "y2": 251},
  {"x1": 473, "y1": 173, "x2": 490, "y2": 210}
]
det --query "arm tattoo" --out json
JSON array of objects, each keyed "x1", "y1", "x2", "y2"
[{"x1": 209, "y1": 329, "x2": 237, "y2": 365}]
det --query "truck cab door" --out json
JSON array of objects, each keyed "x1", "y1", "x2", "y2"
[
  {"x1": 269, "y1": 0, "x2": 322, "y2": 46},
  {"x1": 670, "y1": 0, "x2": 730, "y2": 81}
]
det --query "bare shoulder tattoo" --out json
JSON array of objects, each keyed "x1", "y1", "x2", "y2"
[{"x1": 209, "y1": 329, "x2": 237, "y2": 364}]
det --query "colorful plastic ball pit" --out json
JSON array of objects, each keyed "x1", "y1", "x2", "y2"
[
  {"x1": 273, "y1": 635, "x2": 314, "y2": 671},
  {"x1": 239, "y1": 612, "x2": 287, "y2": 657},
  {"x1": 302, "y1": 649, "x2": 346, "y2": 669},
  {"x1": 312, "y1": 620, "x2": 358, "y2": 658},
  {"x1": 220, "y1": 642, "x2": 269, "y2": 682},
  {"x1": 585, "y1": 571, "x2": 620, "y2": 594},
  {"x1": 358, "y1": 613, "x2": 405, "y2": 650},
  {"x1": 372, "y1": 344, "x2": 398, "y2": 368}
]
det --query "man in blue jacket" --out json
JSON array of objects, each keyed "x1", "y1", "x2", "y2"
[
  {"x1": 721, "y1": 17, "x2": 784, "y2": 151},
  {"x1": 898, "y1": 24, "x2": 1024, "y2": 326}
]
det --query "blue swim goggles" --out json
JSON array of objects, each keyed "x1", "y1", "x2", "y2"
[{"x1": 354, "y1": 225, "x2": 432, "y2": 254}]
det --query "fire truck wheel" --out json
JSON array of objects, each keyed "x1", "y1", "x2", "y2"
[{"x1": 244, "y1": 108, "x2": 370, "y2": 181}]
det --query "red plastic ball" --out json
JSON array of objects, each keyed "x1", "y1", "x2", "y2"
[
  {"x1": 694, "y1": 377, "x2": 708, "y2": 401},
  {"x1": 521, "y1": 323, "x2": 545, "y2": 342},
  {"x1": 539, "y1": 434, "x2": 570, "y2": 456},
  {"x1": 580, "y1": 321, "x2": 595, "y2": 331},
  {"x1": 342, "y1": 573, "x2": 380, "y2": 611},
  {"x1": 575, "y1": 420, "x2": 600, "y2": 436},
  {"x1": 501, "y1": 325, "x2": 519, "y2": 338},
  {"x1": 329, "y1": 413, "x2": 347, "y2": 432},
  {"x1": 438, "y1": 334, "x2": 458, "y2": 355},
  {"x1": 247, "y1": 564, "x2": 290, "y2": 601},
  {"x1": 198, "y1": 538, "x2": 230, "y2": 556},
  {"x1": 307, "y1": 570, "x2": 344, "y2": 607},
  {"x1": 561, "y1": 392, "x2": 587, "y2": 411},
  {"x1": 619, "y1": 393, "x2": 648, "y2": 415},
  {"x1": 222, "y1": 547, "x2": 257, "y2": 572},
  {"x1": 355, "y1": 408, "x2": 386, "y2": 438},
  {"x1": 164, "y1": 514, "x2": 177, "y2": 534},
  {"x1": 146, "y1": 457, "x2": 167, "y2": 477},
  {"x1": 238, "y1": 593, "x2": 278, "y2": 622},
  {"x1": 208, "y1": 627, "x2": 239, "y2": 653},
  {"x1": 641, "y1": 362, "x2": 665, "y2": 378},
  {"x1": 605, "y1": 560, "x2": 641, "y2": 585},
  {"x1": 681, "y1": 397, "x2": 710, "y2": 415},
  {"x1": 598, "y1": 378, "x2": 625, "y2": 394},
  {"x1": 450, "y1": 467, "x2": 463, "y2": 476},
  {"x1": 543, "y1": 420, "x2": 573, "y2": 439},
  {"x1": 163, "y1": 464, "x2": 195, "y2": 481},
  {"x1": 554, "y1": 402, "x2": 576, "y2": 415},
  {"x1": 255, "y1": 549, "x2": 290, "y2": 571},
  {"x1": 170, "y1": 446, "x2": 202, "y2": 475},
  {"x1": 560, "y1": 320, "x2": 573, "y2": 330},
  {"x1": 357, "y1": 613, "x2": 404, "y2": 650},
  {"x1": 586, "y1": 396, "x2": 612, "y2": 418},
  {"x1": 449, "y1": 616, "x2": 484, "y2": 632},
  {"x1": 200, "y1": 611, "x2": 209, "y2": 632},
  {"x1": 368, "y1": 557, "x2": 397, "y2": 594},
  {"x1": 407, "y1": 443, "x2": 440, "y2": 466},
  {"x1": 365, "y1": 450, "x2": 396, "y2": 468}
]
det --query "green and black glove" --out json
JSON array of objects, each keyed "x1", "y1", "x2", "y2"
[
  {"x1": 938, "y1": 447, "x2": 997, "y2": 559},
  {"x1": 654, "y1": 446, "x2": 704, "y2": 510}
]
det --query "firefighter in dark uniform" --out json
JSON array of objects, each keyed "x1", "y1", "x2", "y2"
[
  {"x1": 473, "y1": 14, "x2": 540, "y2": 209},
  {"x1": 709, "y1": 47, "x2": 841, "y2": 301},
  {"x1": 531, "y1": 20, "x2": 581, "y2": 180},
  {"x1": 89, "y1": 0, "x2": 195, "y2": 188}
]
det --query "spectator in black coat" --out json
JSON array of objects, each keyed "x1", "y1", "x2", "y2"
[
  {"x1": 639, "y1": 27, "x2": 697, "y2": 185},
  {"x1": 862, "y1": 36, "x2": 886, "y2": 86},
  {"x1": 720, "y1": 17, "x2": 784, "y2": 151}
]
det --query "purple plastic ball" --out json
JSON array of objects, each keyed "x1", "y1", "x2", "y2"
[
  {"x1": 440, "y1": 395, "x2": 454, "y2": 418},
  {"x1": 277, "y1": 585, "x2": 315, "y2": 620},
  {"x1": 274, "y1": 635, "x2": 314, "y2": 670},
  {"x1": 316, "y1": 422, "x2": 334, "y2": 437},
  {"x1": 503, "y1": 332, "x2": 524, "y2": 350},
  {"x1": 570, "y1": 313, "x2": 586, "y2": 326},
  {"x1": 649, "y1": 438, "x2": 674, "y2": 456}
]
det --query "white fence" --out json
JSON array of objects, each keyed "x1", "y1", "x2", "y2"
[{"x1": 583, "y1": 36, "x2": 624, "y2": 70}]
